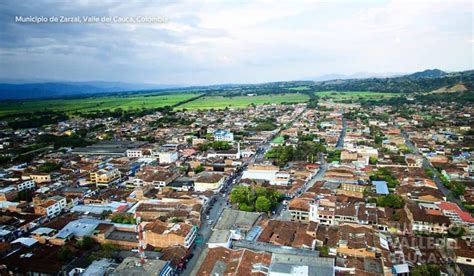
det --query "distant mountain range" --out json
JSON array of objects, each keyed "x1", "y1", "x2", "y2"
[
  {"x1": 0, "y1": 81, "x2": 181, "y2": 100},
  {"x1": 0, "y1": 69, "x2": 471, "y2": 100},
  {"x1": 309, "y1": 72, "x2": 404, "y2": 82}
]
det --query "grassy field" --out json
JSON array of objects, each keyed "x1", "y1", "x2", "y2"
[
  {"x1": 314, "y1": 91, "x2": 399, "y2": 100},
  {"x1": 287, "y1": 86, "x2": 310, "y2": 91},
  {"x1": 0, "y1": 93, "x2": 201, "y2": 117},
  {"x1": 178, "y1": 93, "x2": 309, "y2": 110}
]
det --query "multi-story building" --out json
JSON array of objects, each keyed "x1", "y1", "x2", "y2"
[
  {"x1": 33, "y1": 196, "x2": 67, "y2": 218},
  {"x1": 16, "y1": 180, "x2": 36, "y2": 191},
  {"x1": 158, "y1": 151, "x2": 178, "y2": 164},
  {"x1": 213, "y1": 129, "x2": 234, "y2": 142},
  {"x1": 143, "y1": 220, "x2": 198, "y2": 249},
  {"x1": 90, "y1": 168, "x2": 121, "y2": 187}
]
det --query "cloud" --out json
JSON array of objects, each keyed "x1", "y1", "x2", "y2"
[{"x1": 0, "y1": 0, "x2": 472, "y2": 84}]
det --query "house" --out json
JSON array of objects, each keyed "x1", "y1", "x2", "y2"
[
  {"x1": 113, "y1": 257, "x2": 173, "y2": 276},
  {"x1": 213, "y1": 129, "x2": 234, "y2": 142},
  {"x1": 438, "y1": 201, "x2": 474, "y2": 236},
  {"x1": 408, "y1": 202, "x2": 450, "y2": 234},
  {"x1": 288, "y1": 197, "x2": 314, "y2": 223},
  {"x1": 131, "y1": 170, "x2": 178, "y2": 189},
  {"x1": 0, "y1": 187, "x2": 17, "y2": 202},
  {"x1": 257, "y1": 220, "x2": 316, "y2": 249},
  {"x1": 33, "y1": 196, "x2": 67, "y2": 218},
  {"x1": 195, "y1": 247, "x2": 272, "y2": 276},
  {"x1": 29, "y1": 173, "x2": 51, "y2": 183},
  {"x1": 455, "y1": 240, "x2": 474, "y2": 268},
  {"x1": 143, "y1": 220, "x2": 197, "y2": 249},
  {"x1": 405, "y1": 154, "x2": 422, "y2": 168},
  {"x1": 194, "y1": 172, "x2": 226, "y2": 192}
]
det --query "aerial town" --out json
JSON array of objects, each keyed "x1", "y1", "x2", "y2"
[{"x1": 0, "y1": 96, "x2": 473, "y2": 276}]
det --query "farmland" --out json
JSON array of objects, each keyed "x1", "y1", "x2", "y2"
[
  {"x1": 314, "y1": 91, "x2": 399, "y2": 101},
  {"x1": 178, "y1": 93, "x2": 309, "y2": 110},
  {"x1": 0, "y1": 93, "x2": 201, "y2": 117},
  {"x1": 0, "y1": 90, "x2": 403, "y2": 118}
]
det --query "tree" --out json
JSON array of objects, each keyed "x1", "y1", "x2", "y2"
[
  {"x1": 255, "y1": 196, "x2": 271, "y2": 212},
  {"x1": 77, "y1": 236, "x2": 94, "y2": 250},
  {"x1": 410, "y1": 264, "x2": 440, "y2": 276},
  {"x1": 369, "y1": 157, "x2": 378, "y2": 165},
  {"x1": 194, "y1": 164, "x2": 205, "y2": 174},
  {"x1": 58, "y1": 247, "x2": 73, "y2": 262},
  {"x1": 230, "y1": 186, "x2": 251, "y2": 205},
  {"x1": 100, "y1": 210, "x2": 112, "y2": 219},
  {"x1": 447, "y1": 225, "x2": 466, "y2": 238},
  {"x1": 376, "y1": 194, "x2": 405, "y2": 209},
  {"x1": 239, "y1": 203, "x2": 255, "y2": 212}
]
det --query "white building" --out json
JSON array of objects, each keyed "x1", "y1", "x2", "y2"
[
  {"x1": 38, "y1": 196, "x2": 67, "y2": 218},
  {"x1": 241, "y1": 164, "x2": 290, "y2": 185},
  {"x1": 126, "y1": 149, "x2": 144, "y2": 158},
  {"x1": 213, "y1": 130, "x2": 234, "y2": 142},
  {"x1": 16, "y1": 180, "x2": 35, "y2": 191},
  {"x1": 158, "y1": 151, "x2": 178, "y2": 164},
  {"x1": 194, "y1": 172, "x2": 226, "y2": 192}
]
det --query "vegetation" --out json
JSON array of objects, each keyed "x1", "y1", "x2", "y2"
[
  {"x1": 326, "y1": 149, "x2": 341, "y2": 163},
  {"x1": 198, "y1": 141, "x2": 231, "y2": 152},
  {"x1": 230, "y1": 185, "x2": 281, "y2": 213},
  {"x1": 193, "y1": 164, "x2": 205, "y2": 174},
  {"x1": 265, "y1": 141, "x2": 325, "y2": 167},
  {"x1": 38, "y1": 162, "x2": 61, "y2": 173},
  {"x1": 247, "y1": 118, "x2": 278, "y2": 131},
  {"x1": 57, "y1": 247, "x2": 74, "y2": 262},
  {"x1": 88, "y1": 243, "x2": 118, "y2": 261},
  {"x1": 110, "y1": 213, "x2": 136, "y2": 224},
  {"x1": 76, "y1": 236, "x2": 95, "y2": 250},
  {"x1": 410, "y1": 264, "x2": 440, "y2": 276},
  {"x1": 37, "y1": 134, "x2": 92, "y2": 149},
  {"x1": 0, "y1": 93, "x2": 201, "y2": 118},
  {"x1": 370, "y1": 168, "x2": 399, "y2": 188},
  {"x1": 179, "y1": 94, "x2": 309, "y2": 110},
  {"x1": 314, "y1": 91, "x2": 398, "y2": 102},
  {"x1": 375, "y1": 194, "x2": 405, "y2": 209}
]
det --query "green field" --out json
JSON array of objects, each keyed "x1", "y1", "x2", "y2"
[
  {"x1": 178, "y1": 93, "x2": 309, "y2": 110},
  {"x1": 0, "y1": 93, "x2": 201, "y2": 117},
  {"x1": 271, "y1": 136, "x2": 284, "y2": 145},
  {"x1": 314, "y1": 91, "x2": 399, "y2": 101},
  {"x1": 287, "y1": 86, "x2": 310, "y2": 91}
]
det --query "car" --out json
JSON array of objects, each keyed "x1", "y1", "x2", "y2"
[
  {"x1": 208, "y1": 220, "x2": 213, "y2": 225},
  {"x1": 206, "y1": 215, "x2": 210, "y2": 220}
]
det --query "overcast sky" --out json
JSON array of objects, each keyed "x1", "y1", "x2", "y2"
[{"x1": 0, "y1": 0, "x2": 472, "y2": 85}]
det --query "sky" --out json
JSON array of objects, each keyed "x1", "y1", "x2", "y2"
[{"x1": 0, "y1": 0, "x2": 472, "y2": 85}]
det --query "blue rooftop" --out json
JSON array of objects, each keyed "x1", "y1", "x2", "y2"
[{"x1": 373, "y1": 181, "x2": 389, "y2": 195}]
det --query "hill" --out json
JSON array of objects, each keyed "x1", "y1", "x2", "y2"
[
  {"x1": 309, "y1": 70, "x2": 473, "y2": 93},
  {"x1": 407, "y1": 69, "x2": 447, "y2": 79}
]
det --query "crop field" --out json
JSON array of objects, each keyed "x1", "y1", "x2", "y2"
[
  {"x1": 314, "y1": 91, "x2": 399, "y2": 100},
  {"x1": 178, "y1": 93, "x2": 309, "y2": 110},
  {"x1": 0, "y1": 93, "x2": 201, "y2": 117}
]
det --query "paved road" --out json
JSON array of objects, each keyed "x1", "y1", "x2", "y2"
[
  {"x1": 181, "y1": 193, "x2": 227, "y2": 275},
  {"x1": 402, "y1": 131, "x2": 466, "y2": 210},
  {"x1": 336, "y1": 117, "x2": 347, "y2": 149}
]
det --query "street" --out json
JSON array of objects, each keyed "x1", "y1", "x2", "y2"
[{"x1": 402, "y1": 131, "x2": 466, "y2": 211}]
